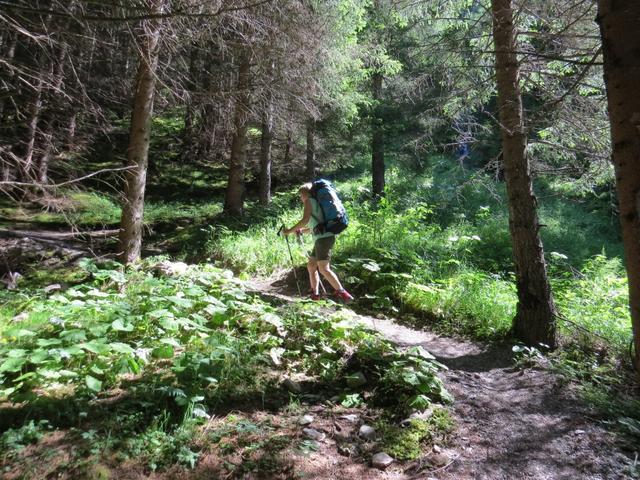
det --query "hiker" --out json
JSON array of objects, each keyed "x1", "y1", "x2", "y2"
[{"x1": 283, "y1": 183, "x2": 353, "y2": 302}]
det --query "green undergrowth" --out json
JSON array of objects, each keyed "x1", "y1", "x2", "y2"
[
  {"x1": 377, "y1": 408, "x2": 455, "y2": 460},
  {"x1": 205, "y1": 157, "x2": 632, "y2": 377},
  {"x1": 0, "y1": 258, "x2": 452, "y2": 473}
]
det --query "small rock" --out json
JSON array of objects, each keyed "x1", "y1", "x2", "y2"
[
  {"x1": 302, "y1": 428, "x2": 326, "y2": 441},
  {"x1": 371, "y1": 452, "x2": 394, "y2": 469},
  {"x1": 574, "y1": 429, "x2": 586, "y2": 435},
  {"x1": 283, "y1": 378, "x2": 302, "y2": 393},
  {"x1": 345, "y1": 371, "x2": 367, "y2": 388},
  {"x1": 299, "y1": 415, "x2": 314, "y2": 426},
  {"x1": 432, "y1": 444, "x2": 442, "y2": 453},
  {"x1": 340, "y1": 414, "x2": 359, "y2": 423},
  {"x1": 359, "y1": 425, "x2": 376, "y2": 441},
  {"x1": 44, "y1": 283, "x2": 62, "y2": 293},
  {"x1": 430, "y1": 452, "x2": 449, "y2": 467}
]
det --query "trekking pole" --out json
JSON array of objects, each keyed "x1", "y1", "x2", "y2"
[
  {"x1": 296, "y1": 229, "x2": 326, "y2": 296},
  {"x1": 278, "y1": 225, "x2": 302, "y2": 297}
]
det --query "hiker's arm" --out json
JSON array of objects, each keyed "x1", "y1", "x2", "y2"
[{"x1": 284, "y1": 200, "x2": 312, "y2": 235}]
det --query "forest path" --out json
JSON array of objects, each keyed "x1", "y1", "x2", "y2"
[{"x1": 248, "y1": 271, "x2": 634, "y2": 480}]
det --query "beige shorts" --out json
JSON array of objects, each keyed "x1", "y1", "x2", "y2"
[{"x1": 309, "y1": 236, "x2": 336, "y2": 261}]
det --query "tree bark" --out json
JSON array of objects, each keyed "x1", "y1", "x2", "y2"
[
  {"x1": 259, "y1": 96, "x2": 274, "y2": 205},
  {"x1": 283, "y1": 129, "x2": 293, "y2": 165},
  {"x1": 371, "y1": 72, "x2": 385, "y2": 198},
  {"x1": 20, "y1": 77, "x2": 44, "y2": 182},
  {"x1": 597, "y1": 0, "x2": 640, "y2": 372},
  {"x1": 305, "y1": 118, "x2": 316, "y2": 180},
  {"x1": 119, "y1": 0, "x2": 164, "y2": 264},
  {"x1": 224, "y1": 54, "x2": 251, "y2": 216},
  {"x1": 492, "y1": 0, "x2": 557, "y2": 348}
]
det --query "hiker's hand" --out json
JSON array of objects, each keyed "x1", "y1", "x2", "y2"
[{"x1": 282, "y1": 228, "x2": 292, "y2": 236}]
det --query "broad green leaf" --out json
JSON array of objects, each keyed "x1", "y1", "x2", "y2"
[
  {"x1": 29, "y1": 349, "x2": 50, "y2": 364},
  {"x1": 90, "y1": 365, "x2": 105, "y2": 376},
  {"x1": 0, "y1": 357, "x2": 26, "y2": 373},
  {"x1": 111, "y1": 319, "x2": 134, "y2": 332},
  {"x1": 85, "y1": 375, "x2": 102, "y2": 392},
  {"x1": 13, "y1": 371, "x2": 37, "y2": 382},
  {"x1": 109, "y1": 342, "x2": 135, "y2": 354},
  {"x1": 37, "y1": 338, "x2": 62, "y2": 347},
  {"x1": 152, "y1": 345, "x2": 174, "y2": 359},
  {"x1": 7, "y1": 349, "x2": 27, "y2": 359},
  {"x1": 60, "y1": 329, "x2": 87, "y2": 343},
  {"x1": 160, "y1": 317, "x2": 179, "y2": 331},
  {"x1": 160, "y1": 338, "x2": 181, "y2": 347},
  {"x1": 168, "y1": 296, "x2": 194, "y2": 309},
  {"x1": 10, "y1": 329, "x2": 37, "y2": 339},
  {"x1": 79, "y1": 341, "x2": 111, "y2": 355}
]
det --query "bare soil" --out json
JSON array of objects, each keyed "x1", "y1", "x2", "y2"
[{"x1": 248, "y1": 271, "x2": 637, "y2": 480}]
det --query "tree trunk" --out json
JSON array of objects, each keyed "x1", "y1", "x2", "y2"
[
  {"x1": 37, "y1": 42, "x2": 68, "y2": 185},
  {"x1": 492, "y1": 0, "x2": 557, "y2": 348},
  {"x1": 371, "y1": 72, "x2": 385, "y2": 198},
  {"x1": 119, "y1": 0, "x2": 164, "y2": 264},
  {"x1": 182, "y1": 44, "x2": 198, "y2": 157},
  {"x1": 305, "y1": 118, "x2": 316, "y2": 180},
  {"x1": 20, "y1": 77, "x2": 44, "y2": 182},
  {"x1": 597, "y1": 0, "x2": 640, "y2": 372},
  {"x1": 283, "y1": 129, "x2": 293, "y2": 165},
  {"x1": 224, "y1": 54, "x2": 251, "y2": 216},
  {"x1": 259, "y1": 97, "x2": 274, "y2": 205}
]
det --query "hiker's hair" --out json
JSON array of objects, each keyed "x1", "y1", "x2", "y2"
[{"x1": 298, "y1": 183, "x2": 312, "y2": 195}]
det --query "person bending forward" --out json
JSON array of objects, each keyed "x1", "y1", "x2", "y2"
[{"x1": 283, "y1": 183, "x2": 353, "y2": 302}]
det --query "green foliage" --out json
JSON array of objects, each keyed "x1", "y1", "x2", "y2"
[
  {"x1": 377, "y1": 408, "x2": 455, "y2": 461},
  {"x1": 1, "y1": 420, "x2": 50, "y2": 455}
]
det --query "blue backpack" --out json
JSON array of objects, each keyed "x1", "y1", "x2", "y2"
[{"x1": 310, "y1": 179, "x2": 349, "y2": 235}]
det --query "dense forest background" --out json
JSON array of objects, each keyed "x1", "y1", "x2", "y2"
[{"x1": 1, "y1": 0, "x2": 639, "y2": 478}]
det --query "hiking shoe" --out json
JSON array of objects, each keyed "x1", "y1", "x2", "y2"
[
  {"x1": 309, "y1": 292, "x2": 321, "y2": 301},
  {"x1": 334, "y1": 289, "x2": 354, "y2": 304}
]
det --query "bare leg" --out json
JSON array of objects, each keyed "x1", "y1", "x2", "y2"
[
  {"x1": 317, "y1": 260, "x2": 343, "y2": 291},
  {"x1": 307, "y1": 258, "x2": 320, "y2": 294}
]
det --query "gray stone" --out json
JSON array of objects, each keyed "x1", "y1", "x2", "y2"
[
  {"x1": 299, "y1": 414, "x2": 314, "y2": 426},
  {"x1": 283, "y1": 378, "x2": 302, "y2": 393},
  {"x1": 371, "y1": 452, "x2": 394, "y2": 469},
  {"x1": 430, "y1": 452, "x2": 450, "y2": 467},
  {"x1": 358, "y1": 424, "x2": 376, "y2": 440},
  {"x1": 302, "y1": 428, "x2": 326, "y2": 441},
  {"x1": 340, "y1": 414, "x2": 359, "y2": 423},
  {"x1": 44, "y1": 283, "x2": 62, "y2": 293}
]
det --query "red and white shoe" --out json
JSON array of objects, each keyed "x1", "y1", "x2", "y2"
[
  {"x1": 334, "y1": 289, "x2": 354, "y2": 303},
  {"x1": 309, "y1": 291, "x2": 321, "y2": 301}
]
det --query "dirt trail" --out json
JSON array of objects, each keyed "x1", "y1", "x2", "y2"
[{"x1": 250, "y1": 274, "x2": 635, "y2": 480}]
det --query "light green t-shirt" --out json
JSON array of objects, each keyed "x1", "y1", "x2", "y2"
[{"x1": 308, "y1": 198, "x2": 335, "y2": 242}]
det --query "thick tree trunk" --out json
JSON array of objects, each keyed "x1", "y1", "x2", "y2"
[
  {"x1": 259, "y1": 98, "x2": 274, "y2": 205},
  {"x1": 119, "y1": 0, "x2": 163, "y2": 264},
  {"x1": 492, "y1": 0, "x2": 557, "y2": 348},
  {"x1": 371, "y1": 72, "x2": 385, "y2": 198},
  {"x1": 224, "y1": 55, "x2": 251, "y2": 216},
  {"x1": 305, "y1": 118, "x2": 316, "y2": 180},
  {"x1": 597, "y1": 0, "x2": 640, "y2": 372}
]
